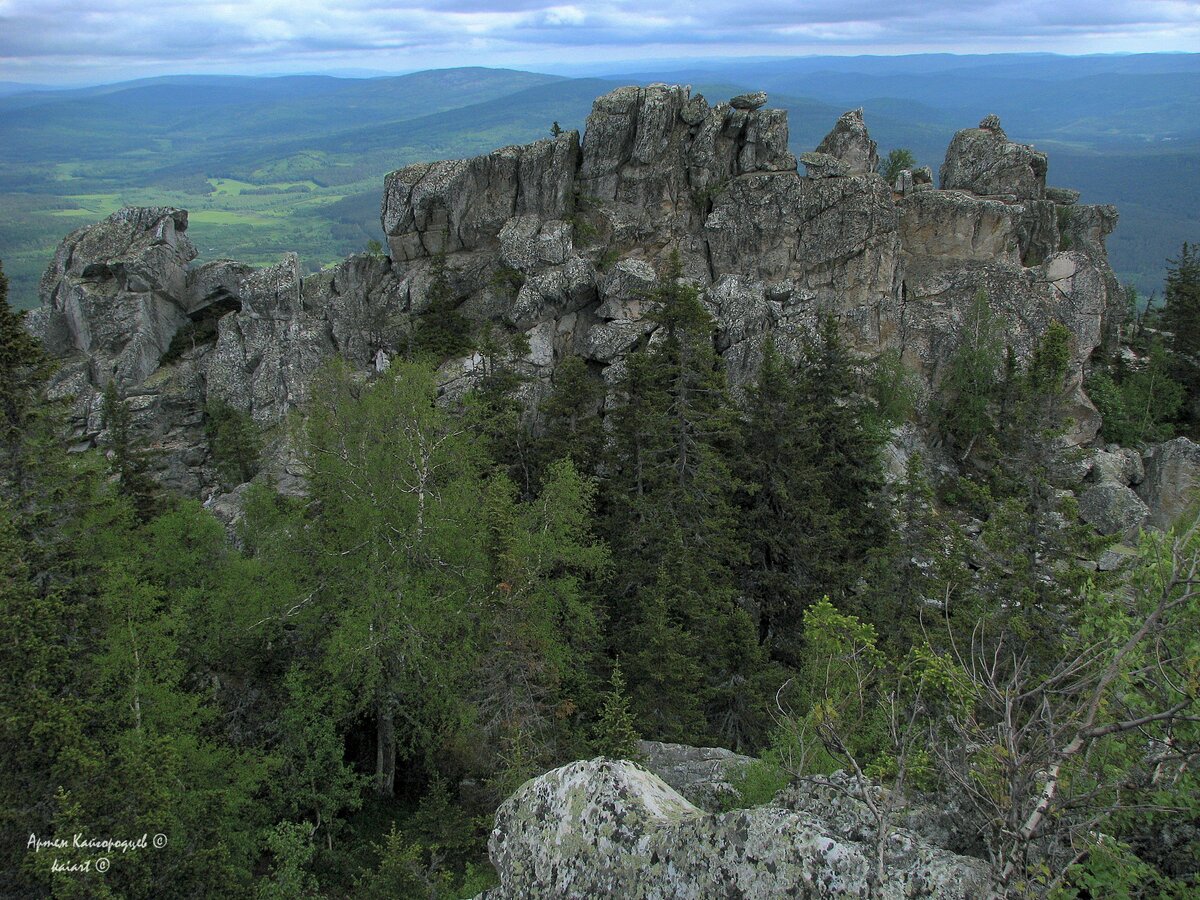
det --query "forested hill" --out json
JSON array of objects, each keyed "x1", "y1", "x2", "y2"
[
  {"x1": 1, "y1": 53, "x2": 1196, "y2": 310},
  {"x1": 5, "y1": 77, "x2": 1199, "y2": 896}
]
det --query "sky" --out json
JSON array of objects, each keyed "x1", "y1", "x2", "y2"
[{"x1": 1, "y1": 0, "x2": 1198, "y2": 85}]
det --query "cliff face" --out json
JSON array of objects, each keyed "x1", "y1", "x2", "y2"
[{"x1": 26, "y1": 84, "x2": 1124, "y2": 499}]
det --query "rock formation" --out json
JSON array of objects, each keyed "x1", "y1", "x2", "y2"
[
  {"x1": 476, "y1": 758, "x2": 989, "y2": 899},
  {"x1": 27, "y1": 84, "x2": 1126, "y2": 501}
]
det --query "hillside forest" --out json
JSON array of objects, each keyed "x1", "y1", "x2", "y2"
[{"x1": 1, "y1": 238, "x2": 1199, "y2": 898}]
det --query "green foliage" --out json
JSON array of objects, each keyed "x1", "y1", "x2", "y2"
[
  {"x1": 867, "y1": 347, "x2": 917, "y2": 430},
  {"x1": 411, "y1": 249, "x2": 474, "y2": 361},
  {"x1": 604, "y1": 253, "x2": 772, "y2": 748},
  {"x1": 205, "y1": 400, "x2": 263, "y2": 487},
  {"x1": 1163, "y1": 242, "x2": 1200, "y2": 363},
  {"x1": 736, "y1": 327, "x2": 888, "y2": 656},
  {"x1": 936, "y1": 288, "x2": 1005, "y2": 463},
  {"x1": 102, "y1": 381, "x2": 160, "y2": 520},
  {"x1": 256, "y1": 822, "x2": 319, "y2": 900},
  {"x1": 366, "y1": 238, "x2": 385, "y2": 259},
  {"x1": 301, "y1": 358, "x2": 488, "y2": 796},
  {"x1": 879, "y1": 148, "x2": 917, "y2": 182},
  {"x1": 593, "y1": 661, "x2": 642, "y2": 760},
  {"x1": 1089, "y1": 340, "x2": 1184, "y2": 445},
  {"x1": 0, "y1": 257, "x2": 55, "y2": 494},
  {"x1": 536, "y1": 353, "x2": 604, "y2": 478}
]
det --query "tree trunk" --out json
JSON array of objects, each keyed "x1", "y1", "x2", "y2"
[{"x1": 375, "y1": 698, "x2": 396, "y2": 797}]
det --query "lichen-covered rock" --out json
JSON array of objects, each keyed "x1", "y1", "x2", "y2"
[
  {"x1": 1088, "y1": 447, "x2": 1145, "y2": 486},
  {"x1": 636, "y1": 740, "x2": 755, "y2": 812},
  {"x1": 1078, "y1": 482, "x2": 1150, "y2": 538},
  {"x1": 814, "y1": 108, "x2": 879, "y2": 176},
  {"x1": 1138, "y1": 438, "x2": 1200, "y2": 529},
  {"x1": 940, "y1": 116, "x2": 1047, "y2": 200},
  {"x1": 480, "y1": 758, "x2": 988, "y2": 899}
]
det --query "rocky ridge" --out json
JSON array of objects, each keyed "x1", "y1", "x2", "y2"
[{"x1": 27, "y1": 85, "x2": 1125, "y2": 504}]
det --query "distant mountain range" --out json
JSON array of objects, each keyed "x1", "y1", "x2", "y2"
[{"x1": 1, "y1": 55, "x2": 1196, "y2": 308}]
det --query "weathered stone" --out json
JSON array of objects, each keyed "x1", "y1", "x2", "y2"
[
  {"x1": 800, "y1": 151, "x2": 851, "y2": 178},
  {"x1": 814, "y1": 108, "x2": 879, "y2": 176},
  {"x1": 1088, "y1": 447, "x2": 1145, "y2": 486},
  {"x1": 637, "y1": 740, "x2": 755, "y2": 812},
  {"x1": 381, "y1": 132, "x2": 579, "y2": 261},
  {"x1": 1098, "y1": 543, "x2": 1139, "y2": 572},
  {"x1": 940, "y1": 118, "x2": 1047, "y2": 200},
  {"x1": 1078, "y1": 482, "x2": 1150, "y2": 538},
  {"x1": 1138, "y1": 438, "x2": 1200, "y2": 529},
  {"x1": 899, "y1": 191, "x2": 1022, "y2": 264},
  {"x1": 480, "y1": 758, "x2": 989, "y2": 899},
  {"x1": 1046, "y1": 187, "x2": 1081, "y2": 205},
  {"x1": 29, "y1": 85, "x2": 1129, "y2": 509},
  {"x1": 730, "y1": 90, "x2": 768, "y2": 110}
]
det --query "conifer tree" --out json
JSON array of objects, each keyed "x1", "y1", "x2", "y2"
[
  {"x1": 411, "y1": 248, "x2": 473, "y2": 361},
  {"x1": 603, "y1": 253, "x2": 769, "y2": 747},
  {"x1": 536, "y1": 353, "x2": 604, "y2": 478},
  {"x1": 736, "y1": 323, "x2": 887, "y2": 656},
  {"x1": 593, "y1": 661, "x2": 642, "y2": 759},
  {"x1": 102, "y1": 381, "x2": 159, "y2": 519},
  {"x1": 0, "y1": 259, "x2": 54, "y2": 499}
]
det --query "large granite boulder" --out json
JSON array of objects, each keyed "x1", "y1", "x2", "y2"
[
  {"x1": 479, "y1": 758, "x2": 989, "y2": 899},
  {"x1": 1078, "y1": 482, "x2": 1150, "y2": 539}
]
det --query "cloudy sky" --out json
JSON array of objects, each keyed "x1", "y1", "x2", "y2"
[{"x1": 1, "y1": 0, "x2": 1197, "y2": 84}]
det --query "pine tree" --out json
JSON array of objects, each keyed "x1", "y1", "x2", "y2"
[
  {"x1": 536, "y1": 353, "x2": 604, "y2": 479},
  {"x1": 936, "y1": 288, "x2": 1005, "y2": 464},
  {"x1": 736, "y1": 323, "x2": 888, "y2": 656},
  {"x1": 411, "y1": 248, "x2": 473, "y2": 361}
]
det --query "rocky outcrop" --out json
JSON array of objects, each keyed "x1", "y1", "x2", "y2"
[
  {"x1": 479, "y1": 758, "x2": 988, "y2": 899},
  {"x1": 637, "y1": 740, "x2": 754, "y2": 812},
  {"x1": 1078, "y1": 482, "x2": 1150, "y2": 539},
  {"x1": 29, "y1": 86, "x2": 1128, "y2": 499},
  {"x1": 939, "y1": 115, "x2": 1047, "y2": 201},
  {"x1": 815, "y1": 108, "x2": 879, "y2": 176},
  {"x1": 1138, "y1": 438, "x2": 1200, "y2": 529}
]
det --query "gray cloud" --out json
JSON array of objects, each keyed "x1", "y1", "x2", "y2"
[{"x1": 0, "y1": 0, "x2": 1196, "y2": 83}]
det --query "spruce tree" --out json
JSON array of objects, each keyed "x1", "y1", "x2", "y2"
[
  {"x1": 603, "y1": 253, "x2": 769, "y2": 747},
  {"x1": 0, "y1": 259, "x2": 54, "y2": 498},
  {"x1": 592, "y1": 661, "x2": 642, "y2": 759}
]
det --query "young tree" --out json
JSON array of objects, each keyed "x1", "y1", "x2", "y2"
[
  {"x1": 0, "y1": 258, "x2": 55, "y2": 499},
  {"x1": 473, "y1": 458, "x2": 609, "y2": 786},
  {"x1": 879, "y1": 148, "x2": 917, "y2": 183},
  {"x1": 411, "y1": 249, "x2": 473, "y2": 362},
  {"x1": 936, "y1": 288, "x2": 1005, "y2": 464}
]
